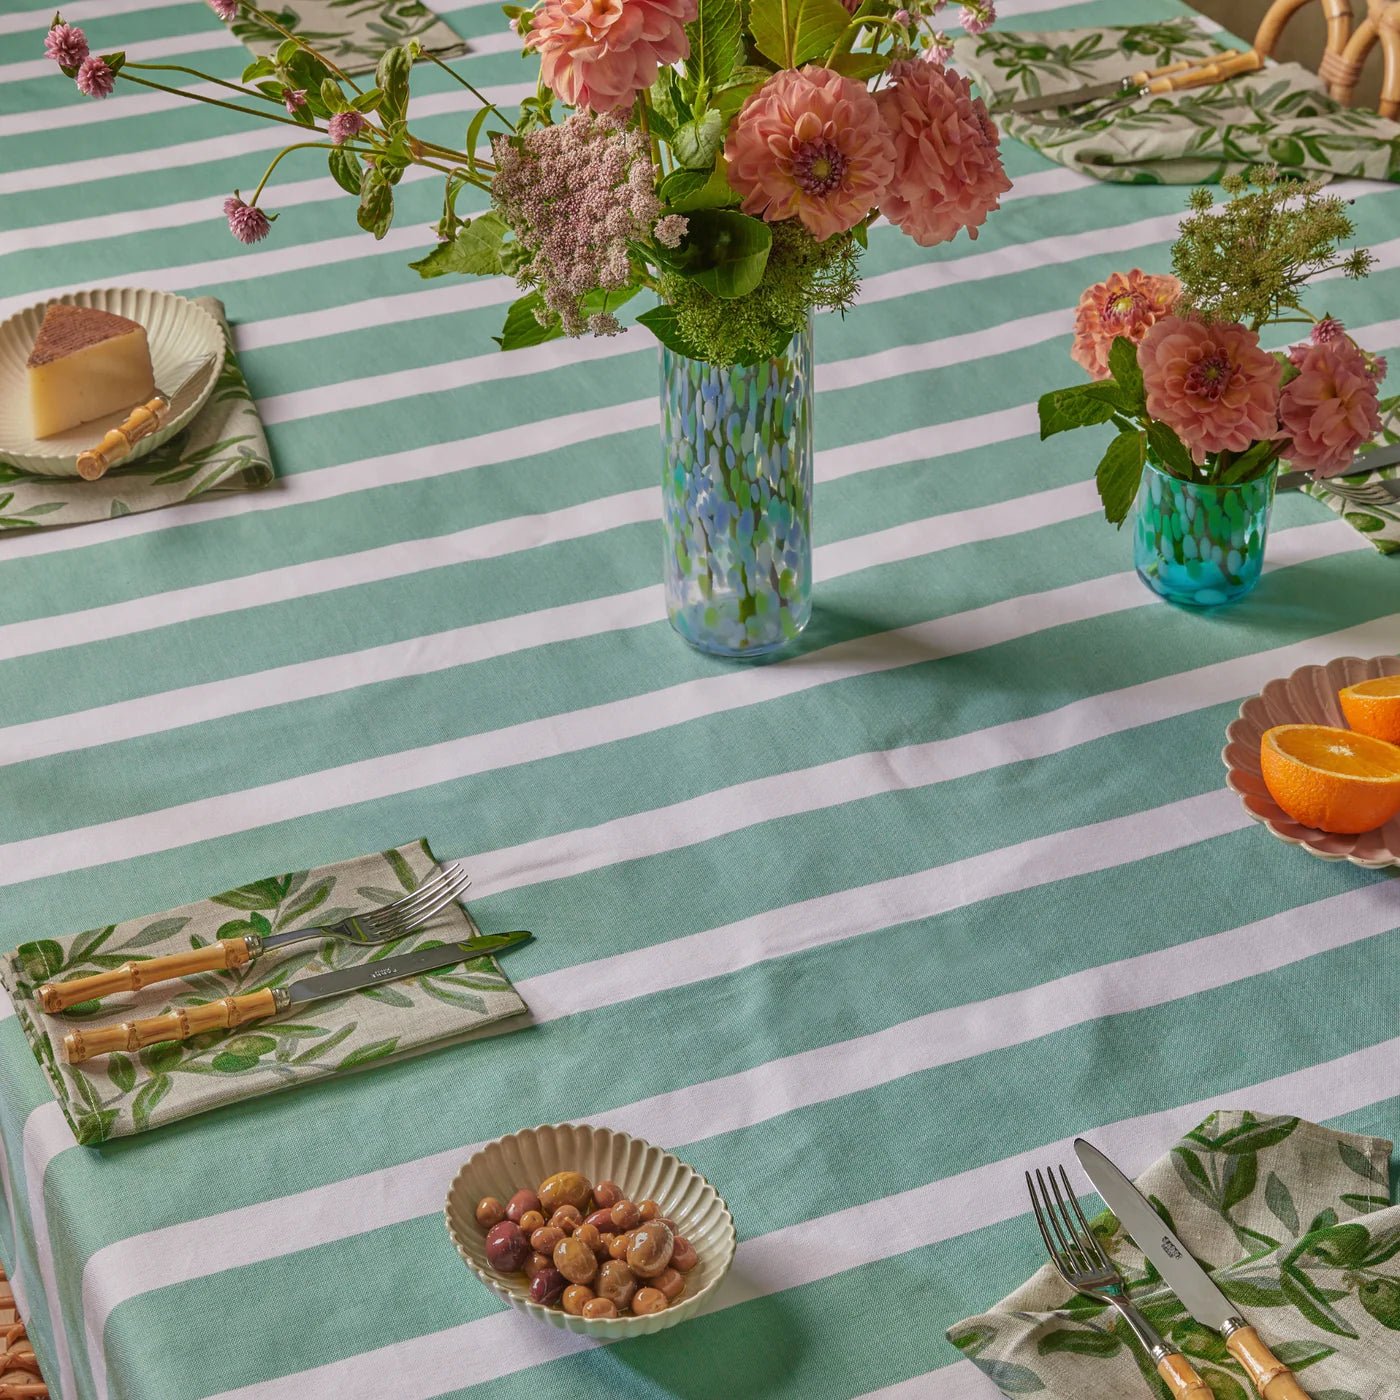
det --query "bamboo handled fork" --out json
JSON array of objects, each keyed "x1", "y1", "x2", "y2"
[{"x1": 37, "y1": 862, "x2": 471, "y2": 1014}]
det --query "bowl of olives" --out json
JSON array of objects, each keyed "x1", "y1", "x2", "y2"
[{"x1": 444, "y1": 1123, "x2": 736, "y2": 1337}]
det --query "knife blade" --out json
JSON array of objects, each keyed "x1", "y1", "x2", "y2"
[
  {"x1": 75, "y1": 351, "x2": 217, "y2": 480},
  {"x1": 63, "y1": 929, "x2": 533, "y2": 1064},
  {"x1": 1074, "y1": 1139, "x2": 1311, "y2": 1399},
  {"x1": 1004, "y1": 76, "x2": 1144, "y2": 115}
]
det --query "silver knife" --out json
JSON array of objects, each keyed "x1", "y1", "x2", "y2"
[
  {"x1": 75, "y1": 351, "x2": 218, "y2": 481},
  {"x1": 1279, "y1": 440, "x2": 1400, "y2": 496},
  {"x1": 63, "y1": 929, "x2": 533, "y2": 1064},
  {"x1": 1075, "y1": 1139, "x2": 1311, "y2": 1400}
]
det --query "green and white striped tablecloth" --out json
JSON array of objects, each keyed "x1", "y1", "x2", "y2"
[{"x1": 2, "y1": 1, "x2": 1399, "y2": 1397}]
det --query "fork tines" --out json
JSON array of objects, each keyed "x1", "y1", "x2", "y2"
[
  {"x1": 1026, "y1": 1163, "x2": 1114, "y2": 1285},
  {"x1": 366, "y1": 861, "x2": 472, "y2": 934}
]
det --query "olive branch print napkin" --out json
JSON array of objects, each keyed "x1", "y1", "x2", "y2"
[
  {"x1": 956, "y1": 18, "x2": 1400, "y2": 185},
  {"x1": 0, "y1": 841, "x2": 528, "y2": 1146},
  {"x1": 950, "y1": 1112, "x2": 1400, "y2": 1399},
  {"x1": 229, "y1": 1, "x2": 467, "y2": 73},
  {"x1": 0, "y1": 298, "x2": 274, "y2": 533}
]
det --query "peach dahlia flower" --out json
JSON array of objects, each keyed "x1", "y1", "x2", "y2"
[
  {"x1": 527, "y1": 0, "x2": 696, "y2": 114},
  {"x1": 874, "y1": 60, "x2": 1011, "y2": 248},
  {"x1": 723, "y1": 67, "x2": 895, "y2": 243},
  {"x1": 1138, "y1": 316, "x2": 1281, "y2": 464},
  {"x1": 1071, "y1": 269, "x2": 1180, "y2": 380},
  {"x1": 1280, "y1": 338, "x2": 1382, "y2": 478}
]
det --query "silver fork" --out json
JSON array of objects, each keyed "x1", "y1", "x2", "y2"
[
  {"x1": 38, "y1": 862, "x2": 472, "y2": 1013},
  {"x1": 1027, "y1": 1164, "x2": 1213, "y2": 1399}
]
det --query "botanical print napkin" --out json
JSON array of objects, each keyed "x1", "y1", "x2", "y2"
[
  {"x1": 0, "y1": 298, "x2": 274, "y2": 533},
  {"x1": 0, "y1": 841, "x2": 528, "y2": 1146},
  {"x1": 950, "y1": 1111, "x2": 1400, "y2": 1399},
  {"x1": 1298, "y1": 401, "x2": 1400, "y2": 553},
  {"x1": 956, "y1": 18, "x2": 1400, "y2": 185},
  {"x1": 228, "y1": 1, "x2": 468, "y2": 73}
]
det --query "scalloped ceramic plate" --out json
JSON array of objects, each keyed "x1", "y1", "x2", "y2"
[
  {"x1": 445, "y1": 1123, "x2": 736, "y2": 1338},
  {"x1": 0, "y1": 288, "x2": 222, "y2": 476},
  {"x1": 1223, "y1": 654, "x2": 1400, "y2": 869}
]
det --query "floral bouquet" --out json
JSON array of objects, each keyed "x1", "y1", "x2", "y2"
[
  {"x1": 1039, "y1": 169, "x2": 1393, "y2": 608},
  {"x1": 46, "y1": 0, "x2": 1010, "y2": 366}
]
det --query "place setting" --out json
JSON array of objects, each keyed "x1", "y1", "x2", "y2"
[{"x1": 5, "y1": 0, "x2": 1400, "y2": 1396}]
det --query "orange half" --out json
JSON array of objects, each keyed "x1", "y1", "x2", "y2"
[
  {"x1": 1260, "y1": 724, "x2": 1400, "y2": 834},
  {"x1": 1339, "y1": 675, "x2": 1400, "y2": 743}
]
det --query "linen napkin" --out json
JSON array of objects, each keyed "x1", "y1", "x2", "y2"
[
  {"x1": 950, "y1": 1111, "x2": 1400, "y2": 1398},
  {"x1": 0, "y1": 841, "x2": 528, "y2": 1146},
  {"x1": 0, "y1": 298, "x2": 273, "y2": 533},
  {"x1": 956, "y1": 17, "x2": 1400, "y2": 185},
  {"x1": 1298, "y1": 399, "x2": 1400, "y2": 553},
  {"x1": 227, "y1": 1, "x2": 468, "y2": 74}
]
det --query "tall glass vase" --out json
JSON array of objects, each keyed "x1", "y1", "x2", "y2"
[
  {"x1": 659, "y1": 322, "x2": 814, "y2": 657},
  {"x1": 1132, "y1": 457, "x2": 1277, "y2": 608}
]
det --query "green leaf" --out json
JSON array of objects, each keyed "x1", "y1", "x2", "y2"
[
  {"x1": 1096, "y1": 428, "x2": 1146, "y2": 526},
  {"x1": 292, "y1": 1021, "x2": 356, "y2": 1065},
  {"x1": 1199, "y1": 1369, "x2": 1249, "y2": 1400},
  {"x1": 376, "y1": 44, "x2": 413, "y2": 127},
  {"x1": 1171, "y1": 1146, "x2": 1217, "y2": 1208},
  {"x1": 749, "y1": 0, "x2": 851, "y2": 66},
  {"x1": 131, "y1": 1074, "x2": 171, "y2": 1131},
  {"x1": 637, "y1": 305, "x2": 705, "y2": 359},
  {"x1": 662, "y1": 163, "x2": 739, "y2": 213},
  {"x1": 351, "y1": 86, "x2": 383, "y2": 113},
  {"x1": 686, "y1": 0, "x2": 744, "y2": 87},
  {"x1": 1036, "y1": 1327, "x2": 1120, "y2": 1357},
  {"x1": 978, "y1": 1360, "x2": 1045, "y2": 1394},
  {"x1": 1037, "y1": 386, "x2": 1119, "y2": 438},
  {"x1": 139, "y1": 1042, "x2": 183, "y2": 1075},
  {"x1": 212, "y1": 1051, "x2": 262, "y2": 1072},
  {"x1": 1264, "y1": 1171, "x2": 1300, "y2": 1236},
  {"x1": 357, "y1": 165, "x2": 394, "y2": 239},
  {"x1": 319, "y1": 77, "x2": 349, "y2": 114},
  {"x1": 1358, "y1": 1278, "x2": 1400, "y2": 1330},
  {"x1": 1108, "y1": 335, "x2": 1145, "y2": 407},
  {"x1": 829, "y1": 50, "x2": 888, "y2": 79},
  {"x1": 1146, "y1": 419, "x2": 1195, "y2": 477},
  {"x1": 16, "y1": 939, "x2": 65, "y2": 982},
  {"x1": 1339, "y1": 1140, "x2": 1387, "y2": 1185},
  {"x1": 1305, "y1": 1222, "x2": 1371, "y2": 1268},
  {"x1": 1280, "y1": 1266, "x2": 1359, "y2": 1338},
  {"x1": 107, "y1": 1052, "x2": 136, "y2": 1096},
  {"x1": 363, "y1": 984, "x2": 415, "y2": 1008},
  {"x1": 1221, "y1": 1277, "x2": 1289, "y2": 1308},
  {"x1": 211, "y1": 877, "x2": 291, "y2": 912},
  {"x1": 409, "y1": 213, "x2": 509, "y2": 278},
  {"x1": 1269, "y1": 1339, "x2": 1335, "y2": 1370},
  {"x1": 1220, "y1": 1151, "x2": 1258, "y2": 1212},
  {"x1": 275, "y1": 878, "x2": 334, "y2": 931},
  {"x1": 338, "y1": 1037, "x2": 400, "y2": 1070},
  {"x1": 385, "y1": 847, "x2": 420, "y2": 892},
  {"x1": 670, "y1": 109, "x2": 724, "y2": 170},
  {"x1": 660, "y1": 208, "x2": 771, "y2": 299},
  {"x1": 119, "y1": 916, "x2": 191, "y2": 951}
]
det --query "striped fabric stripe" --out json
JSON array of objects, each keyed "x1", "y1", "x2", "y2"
[{"x1": 2, "y1": 0, "x2": 1398, "y2": 1397}]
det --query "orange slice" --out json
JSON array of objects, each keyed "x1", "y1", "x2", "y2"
[
  {"x1": 1339, "y1": 675, "x2": 1400, "y2": 743},
  {"x1": 1260, "y1": 724, "x2": 1400, "y2": 834}
]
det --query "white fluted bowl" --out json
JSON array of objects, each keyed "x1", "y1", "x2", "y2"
[
  {"x1": 445, "y1": 1123, "x2": 736, "y2": 1337},
  {"x1": 1223, "y1": 654, "x2": 1400, "y2": 869},
  {"x1": 0, "y1": 287, "x2": 222, "y2": 475}
]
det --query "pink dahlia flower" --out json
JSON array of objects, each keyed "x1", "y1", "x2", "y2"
[
  {"x1": 724, "y1": 67, "x2": 894, "y2": 242},
  {"x1": 1071, "y1": 268, "x2": 1180, "y2": 380},
  {"x1": 224, "y1": 195, "x2": 271, "y2": 245},
  {"x1": 1138, "y1": 315, "x2": 1281, "y2": 464},
  {"x1": 44, "y1": 22, "x2": 88, "y2": 68},
  {"x1": 1280, "y1": 337, "x2": 1382, "y2": 478},
  {"x1": 328, "y1": 111, "x2": 367, "y2": 145},
  {"x1": 874, "y1": 60, "x2": 1011, "y2": 247},
  {"x1": 526, "y1": 0, "x2": 696, "y2": 114},
  {"x1": 75, "y1": 55, "x2": 115, "y2": 99}
]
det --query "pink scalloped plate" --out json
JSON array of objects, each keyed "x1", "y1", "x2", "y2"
[{"x1": 1223, "y1": 654, "x2": 1400, "y2": 869}]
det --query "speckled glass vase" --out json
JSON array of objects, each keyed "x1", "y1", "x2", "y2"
[
  {"x1": 659, "y1": 322, "x2": 814, "y2": 657},
  {"x1": 1132, "y1": 457, "x2": 1277, "y2": 608}
]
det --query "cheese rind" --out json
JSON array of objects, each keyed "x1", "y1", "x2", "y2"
[{"x1": 27, "y1": 303, "x2": 156, "y2": 439}]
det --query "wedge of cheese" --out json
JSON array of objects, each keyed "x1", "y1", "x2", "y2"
[{"x1": 27, "y1": 302, "x2": 156, "y2": 439}]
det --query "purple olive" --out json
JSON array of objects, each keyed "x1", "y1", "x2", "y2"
[
  {"x1": 529, "y1": 1267, "x2": 565, "y2": 1306},
  {"x1": 506, "y1": 1188, "x2": 542, "y2": 1225},
  {"x1": 484, "y1": 1220, "x2": 530, "y2": 1273}
]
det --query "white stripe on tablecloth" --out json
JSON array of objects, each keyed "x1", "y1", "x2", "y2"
[
  {"x1": 0, "y1": 81, "x2": 534, "y2": 197},
  {"x1": 66, "y1": 817, "x2": 1400, "y2": 1396},
  {"x1": 858, "y1": 1365, "x2": 1004, "y2": 1399},
  {"x1": 0, "y1": 0, "x2": 197, "y2": 34},
  {"x1": 0, "y1": 518, "x2": 1365, "y2": 887},
  {"x1": 191, "y1": 1035, "x2": 1400, "y2": 1399},
  {"x1": 0, "y1": 27, "x2": 238, "y2": 83},
  {"x1": 0, "y1": 30, "x2": 525, "y2": 137}
]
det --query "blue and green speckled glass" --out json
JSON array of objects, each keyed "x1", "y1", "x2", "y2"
[
  {"x1": 1132, "y1": 457, "x2": 1277, "y2": 608},
  {"x1": 659, "y1": 323, "x2": 814, "y2": 657}
]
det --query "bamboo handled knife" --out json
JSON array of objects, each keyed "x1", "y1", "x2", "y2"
[
  {"x1": 1075, "y1": 1139, "x2": 1311, "y2": 1400},
  {"x1": 62, "y1": 929, "x2": 532, "y2": 1064},
  {"x1": 75, "y1": 352, "x2": 217, "y2": 481}
]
